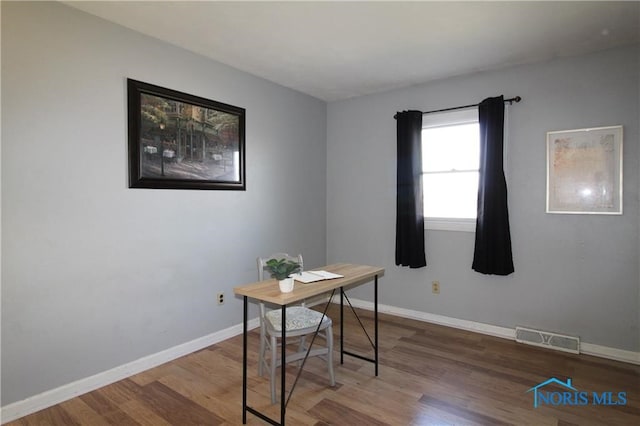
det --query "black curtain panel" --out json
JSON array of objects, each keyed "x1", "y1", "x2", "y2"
[
  {"x1": 472, "y1": 96, "x2": 514, "y2": 275},
  {"x1": 395, "y1": 110, "x2": 426, "y2": 268}
]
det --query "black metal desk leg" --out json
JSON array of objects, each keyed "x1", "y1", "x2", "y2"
[
  {"x1": 281, "y1": 305, "x2": 286, "y2": 426},
  {"x1": 340, "y1": 287, "x2": 344, "y2": 364},
  {"x1": 375, "y1": 275, "x2": 379, "y2": 376},
  {"x1": 242, "y1": 296, "x2": 248, "y2": 424}
]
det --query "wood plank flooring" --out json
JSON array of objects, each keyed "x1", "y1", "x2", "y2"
[{"x1": 7, "y1": 304, "x2": 640, "y2": 425}]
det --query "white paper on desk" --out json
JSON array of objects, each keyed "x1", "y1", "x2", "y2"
[{"x1": 292, "y1": 270, "x2": 344, "y2": 283}]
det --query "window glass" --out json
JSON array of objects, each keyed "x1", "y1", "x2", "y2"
[
  {"x1": 423, "y1": 171, "x2": 479, "y2": 219},
  {"x1": 422, "y1": 110, "x2": 479, "y2": 230}
]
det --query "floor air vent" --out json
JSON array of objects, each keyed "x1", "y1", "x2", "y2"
[{"x1": 515, "y1": 326, "x2": 580, "y2": 354}]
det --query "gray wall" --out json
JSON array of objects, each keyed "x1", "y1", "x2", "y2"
[
  {"x1": 327, "y1": 45, "x2": 639, "y2": 352},
  {"x1": 1, "y1": 2, "x2": 326, "y2": 405}
]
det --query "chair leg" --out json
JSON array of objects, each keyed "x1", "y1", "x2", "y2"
[
  {"x1": 258, "y1": 327, "x2": 266, "y2": 377},
  {"x1": 297, "y1": 336, "x2": 306, "y2": 367},
  {"x1": 326, "y1": 327, "x2": 335, "y2": 386},
  {"x1": 270, "y1": 334, "x2": 277, "y2": 404}
]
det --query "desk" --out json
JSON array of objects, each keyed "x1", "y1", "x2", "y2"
[{"x1": 233, "y1": 263, "x2": 384, "y2": 425}]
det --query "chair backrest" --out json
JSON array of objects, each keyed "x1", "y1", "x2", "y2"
[{"x1": 257, "y1": 253, "x2": 304, "y2": 282}]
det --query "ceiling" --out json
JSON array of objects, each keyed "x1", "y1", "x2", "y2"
[{"x1": 65, "y1": 1, "x2": 640, "y2": 102}]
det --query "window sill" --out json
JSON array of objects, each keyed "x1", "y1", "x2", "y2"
[{"x1": 425, "y1": 218, "x2": 476, "y2": 232}]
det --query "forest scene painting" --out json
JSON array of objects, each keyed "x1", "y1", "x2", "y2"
[{"x1": 128, "y1": 79, "x2": 245, "y2": 190}]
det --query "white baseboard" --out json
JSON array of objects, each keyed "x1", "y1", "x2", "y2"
[
  {"x1": 4, "y1": 299, "x2": 638, "y2": 423},
  {"x1": 0, "y1": 318, "x2": 260, "y2": 424},
  {"x1": 335, "y1": 296, "x2": 640, "y2": 365},
  {"x1": 580, "y1": 342, "x2": 640, "y2": 365}
]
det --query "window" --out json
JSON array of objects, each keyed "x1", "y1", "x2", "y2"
[{"x1": 422, "y1": 109, "x2": 479, "y2": 232}]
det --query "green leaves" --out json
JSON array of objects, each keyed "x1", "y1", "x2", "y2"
[{"x1": 265, "y1": 258, "x2": 301, "y2": 281}]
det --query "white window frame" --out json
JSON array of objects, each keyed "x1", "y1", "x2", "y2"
[{"x1": 422, "y1": 108, "x2": 479, "y2": 233}]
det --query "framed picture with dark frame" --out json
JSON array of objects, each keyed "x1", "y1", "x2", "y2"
[{"x1": 127, "y1": 79, "x2": 246, "y2": 190}]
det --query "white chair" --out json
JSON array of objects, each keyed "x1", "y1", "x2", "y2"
[{"x1": 257, "y1": 253, "x2": 335, "y2": 404}]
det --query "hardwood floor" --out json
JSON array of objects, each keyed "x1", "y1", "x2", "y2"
[{"x1": 7, "y1": 305, "x2": 640, "y2": 425}]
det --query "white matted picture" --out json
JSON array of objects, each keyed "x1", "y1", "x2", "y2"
[{"x1": 546, "y1": 125, "x2": 623, "y2": 214}]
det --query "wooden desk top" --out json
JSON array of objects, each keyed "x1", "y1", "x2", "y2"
[{"x1": 233, "y1": 263, "x2": 384, "y2": 305}]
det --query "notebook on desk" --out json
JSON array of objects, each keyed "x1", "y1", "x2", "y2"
[{"x1": 292, "y1": 270, "x2": 344, "y2": 284}]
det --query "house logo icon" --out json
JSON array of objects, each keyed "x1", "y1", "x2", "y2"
[
  {"x1": 527, "y1": 377, "x2": 577, "y2": 408},
  {"x1": 526, "y1": 377, "x2": 627, "y2": 408}
]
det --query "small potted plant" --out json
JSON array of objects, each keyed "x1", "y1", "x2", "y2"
[{"x1": 265, "y1": 258, "x2": 301, "y2": 293}]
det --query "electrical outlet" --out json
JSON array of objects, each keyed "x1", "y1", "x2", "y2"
[
  {"x1": 432, "y1": 281, "x2": 440, "y2": 294},
  {"x1": 217, "y1": 292, "x2": 224, "y2": 305}
]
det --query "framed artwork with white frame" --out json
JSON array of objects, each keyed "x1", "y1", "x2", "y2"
[{"x1": 546, "y1": 125, "x2": 623, "y2": 214}]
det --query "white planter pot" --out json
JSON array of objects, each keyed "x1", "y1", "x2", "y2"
[{"x1": 278, "y1": 278, "x2": 294, "y2": 293}]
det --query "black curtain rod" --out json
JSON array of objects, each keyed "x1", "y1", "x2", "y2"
[{"x1": 394, "y1": 96, "x2": 521, "y2": 119}]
